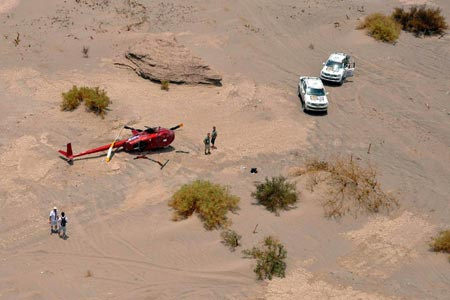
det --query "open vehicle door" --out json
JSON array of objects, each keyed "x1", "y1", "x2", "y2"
[
  {"x1": 345, "y1": 62, "x2": 355, "y2": 78},
  {"x1": 298, "y1": 77, "x2": 305, "y2": 97}
]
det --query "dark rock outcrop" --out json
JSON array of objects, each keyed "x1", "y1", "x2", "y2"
[{"x1": 115, "y1": 33, "x2": 222, "y2": 86}]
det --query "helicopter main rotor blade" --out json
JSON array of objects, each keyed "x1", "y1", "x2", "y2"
[
  {"x1": 124, "y1": 125, "x2": 142, "y2": 132},
  {"x1": 170, "y1": 123, "x2": 183, "y2": 131}
]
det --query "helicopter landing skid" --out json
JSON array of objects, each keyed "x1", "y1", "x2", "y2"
[{"x1": 134, "y1": 155, "x2": 169, "y2": 170}]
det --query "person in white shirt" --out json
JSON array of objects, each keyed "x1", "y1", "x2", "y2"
[{"x1": 49, "y1": 207, "x2": 58, "y2": 234}]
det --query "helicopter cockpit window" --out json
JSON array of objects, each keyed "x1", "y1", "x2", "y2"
[{"x1": 133, "y1": 141, "x2": 148, "y2": 151}]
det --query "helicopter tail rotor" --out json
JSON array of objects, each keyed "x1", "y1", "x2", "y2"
[{"x1": 58, "y1": 143, "x2": 74, "y2": 161}]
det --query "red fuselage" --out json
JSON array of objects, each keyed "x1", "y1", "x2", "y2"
[
  {"x1": 122, "y1": 127, "x2": 175, "y2": 152},
  {"x1": 58, "y1": 127, "x2": 175, "y2": 161}
]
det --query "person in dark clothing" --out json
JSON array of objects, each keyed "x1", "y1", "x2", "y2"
[
  {"x1": 211, "y1": 126, "x2": 218, "y2": 149},
  {"x1": 59, "y1": 212, "x2": 68, "y2": 239},
  {"x1": 203, "y1": 133, "x2": 211, "y2": 155}
]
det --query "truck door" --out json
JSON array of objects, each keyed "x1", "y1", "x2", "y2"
[{"x1": 345, "y1": 62, "x2": 355, "y2": 78}]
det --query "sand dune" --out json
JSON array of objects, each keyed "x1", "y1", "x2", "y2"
[{"x1": 1, "y1": 0, "x2": 449, "y2": 299}]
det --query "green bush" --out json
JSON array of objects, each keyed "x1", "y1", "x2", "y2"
[
  {"x1": 392, "y1": 5, "x2": 448, "y2": 36},
  {"x1": 169, "y1": 180, "x2": 240, "y2": 230},
  {"x1": 252, "y1": 176, "x2": 298, "y2": 215},
  {"x1": 80, "y1": 87, "x2": 110, "y2": 117},
  {"x1": 61, "y1": 85, "x2": 83, "y2": 111},
  {"x1": 358, "y1": 13, "x2": 401, "y2": 43},
  {"x1": 161, "y1": 80, "x2": 170, "y2": 91},
  {"x1": 430, "y1": 230, "x2": 450, "y2": 261},
  {"x1": 243, "y1": 236, "x2": 287, "y2": 280},
  {"x1": 61, "y1": 86, "x2": 110, "y2": 117},
  {"x1": 221, "y1": 229, "x2": 242, "y2": 251}
]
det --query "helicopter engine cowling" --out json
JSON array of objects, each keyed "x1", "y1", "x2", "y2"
[{"x1": 123, "y1": 128, "x2": 175, "y2": 152}]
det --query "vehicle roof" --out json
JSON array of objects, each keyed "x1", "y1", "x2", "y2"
[
  {"x1": 327, "y1": 52, "x2": 347, "y2": 63},
  {"x1": 305, "y1": 77, "x2": 324, "y2": 89}
]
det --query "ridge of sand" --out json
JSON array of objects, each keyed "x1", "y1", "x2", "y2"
[{"x1": 266, "y1": 264, "x2": 397, "y2": 300}]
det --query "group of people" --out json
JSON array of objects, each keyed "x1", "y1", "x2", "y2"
[
  {"x1": 47, "y1": 129, "x2": 218, "y2": 238},
  {"x1": 203, "y1": 126, "x2": 218, "y2": 155},
  {"x1": 49, "y1": 207, "x2": 68, "y2": 239}
]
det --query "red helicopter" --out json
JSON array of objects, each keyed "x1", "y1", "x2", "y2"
[{"x1": 58, "y1": 124, "x2": 183, "y2": 162}]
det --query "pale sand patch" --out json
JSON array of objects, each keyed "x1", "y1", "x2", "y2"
[
  {"x1": 398, "y1": 0, "x2": 431, "y2": 5},
  {"x1": 0, "y1": 0, "x2": 19, "y2": 14},
  {"x1": 0, "y1": 135, "x2": 56, "y2": 181},
  {"x1": 118, "y1": 180, "x2": 168, "y2": 213},
  {"x1": 266, "y1": 263, "x2": 396, "y2": 300},
  {"x1": 339, "y1": 211, "x2": 435, "y2": 279}
]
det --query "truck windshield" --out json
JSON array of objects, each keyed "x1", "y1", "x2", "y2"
[
  {"x1": 326, "y1": 60, "x2": 343, "y2": 69},
  {"x1": 307, "y1": 88, "x2": 325, "y2": 96}
]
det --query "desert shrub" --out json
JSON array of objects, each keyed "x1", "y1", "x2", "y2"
[
  {"x1": 252, "y1": 176, "x2": 298, "y2": 215},
  {"x1": 81, "y1": 87, "x2": 110, "y2": 117},
  {"x1": 392, "y1": 5, "x2": 448, "y2": 36},
  {"x1": 169, "y1": 180, "x2": 240, "y2": 230},
  {"x1": 82, "y1": 46, "x2": 89, "y2": 58},
  {"x1": 243, "y1": 236, "x2": 287, "y2": 280},
  {"x1": 221, "y1": 229, "x2": 242, "y2": 251},
  {"x1": 358, "y1": 13, "x2": 401, "y2": 43},
  {"x1": 13, "y1": 32, "x2": 20, "y2": 47},
  {"x1": 430, "y1": 230, "x2": 450, "y2": 261},
  {"x1": 290, "y1": 159, "x2": 329, "y2": 177},
  {"x1": 161, "y1": 80, "x2": 170, "y2": 91},
  {"x1": 61, "y1": 85, "x2": 83, "y2": 111},
  {"x1": 295, "y1": 157, "x2": 398, "y2": 218},
  {"x1": 61, "y1": 86, "x2": 110, "y2": 117}
]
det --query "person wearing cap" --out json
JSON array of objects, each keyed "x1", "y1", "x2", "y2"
[{"x1": 49, "y1": 207, "x2": 58, "y2": 234}]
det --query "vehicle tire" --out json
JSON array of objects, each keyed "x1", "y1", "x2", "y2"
[{"x1": 339, "y1": 78, "x2": 344, "y2": 86}]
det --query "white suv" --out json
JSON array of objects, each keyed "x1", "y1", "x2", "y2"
[
  {"x1": 320, "y1": 53, "x2": 355, "y2": 85},
  {"x1": 298, "y1": 77, "x2": 329, "y2": 113}
]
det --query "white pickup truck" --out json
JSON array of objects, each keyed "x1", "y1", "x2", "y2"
[
  {"x1": 320, "y1": 53, "x2": 355, "y2": 85},
  {"x1": 298, "y1": 77, "x2": 329, "y2": 113}
]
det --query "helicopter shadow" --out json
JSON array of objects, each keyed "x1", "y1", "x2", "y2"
[
  {"x1": 129, "y1": 146, "x2": 176, "y2": 158},
  {"x1": 59, "y1": 146, "x2": 177, "y2": 165},
  {"x1": 58, "y1": 153, "x2": 108, "y2": 165}
]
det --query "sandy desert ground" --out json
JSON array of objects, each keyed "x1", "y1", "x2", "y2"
[{"x1": 0, "y1": 0, "x2": 449, "y2": 299}]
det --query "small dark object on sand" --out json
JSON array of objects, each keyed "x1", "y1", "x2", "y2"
[{"x1": 250, "y1": 168, "x2": 258, "y2": 174}]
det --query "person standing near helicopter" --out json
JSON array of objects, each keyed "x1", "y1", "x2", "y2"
[
  {"x1": 211, "y1": 126, "x2": 218, "y2": 149},
  {"x1": 48, "y1": 206, "x2": 58, "y2": 234},
  {"x1": 203, "y1": 132, "x2": 211, "y2": 155}
]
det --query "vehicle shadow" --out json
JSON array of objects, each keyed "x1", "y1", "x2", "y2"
[
  {"x1": 322, "y1": 79, "x2": 354, "y2": 87},
  {"x1": 322, "y1": 81, "x2": 342, "y2": 87},
  {"x1": 305, "y1": 110, "x2": 328, "y2": 117}
]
